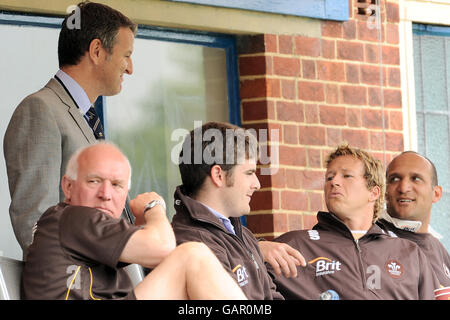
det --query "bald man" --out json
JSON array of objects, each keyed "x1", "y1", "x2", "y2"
[
  {"x1": 380, "y1": 151, "x2": 450, "y2": 287},
  {"x1": 22, "y1": 142, "x2": 246, "y2": 300}
]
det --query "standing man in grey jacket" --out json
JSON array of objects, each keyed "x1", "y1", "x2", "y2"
[{"x1": 3, "y1": 1, "x2": 136, "y2": 256}]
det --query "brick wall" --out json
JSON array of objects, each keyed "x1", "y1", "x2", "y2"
[{"x1": 238, "y1": 0, "x2": 403, "y2": 239}]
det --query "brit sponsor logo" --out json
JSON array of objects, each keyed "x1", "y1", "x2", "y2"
[
  {"x1": 385, "y1": 260, "x2": 404, "y2": 279},
  {"x1": 232, "y1": 264, "x2": 249, "y2": 287},
  {"x1": 308, "y1": 257, "x2": 342, "y2": 277}
]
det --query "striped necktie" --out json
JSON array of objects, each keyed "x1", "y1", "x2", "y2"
[{"x1": 84, "y1": 106, "x2": 105, "y2": 140}]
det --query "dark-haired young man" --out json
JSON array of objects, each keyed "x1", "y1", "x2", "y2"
[
  {"x1": 22, "y1": 142, "x2": 247, "y2": 300},
  {"x1": 171, "y1": 121, "x2": 284, "y2": 299},
  {"x1": 4, "y1": 1, "x2": 136, "y2": 256}
]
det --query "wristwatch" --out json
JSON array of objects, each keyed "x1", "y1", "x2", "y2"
[{"x1": 143, "y1": 199, "x2": 166, "y2": 215}]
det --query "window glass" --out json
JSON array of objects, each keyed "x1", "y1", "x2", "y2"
[
  {"x1": 105, "y1": 37, "x2": 229, "y2": 219},
  {"x1": 0, "y1": 23, "x2": 60, "y2": 259},
  {"x1": 413, "y1": 26, "x2": 450, "y2": 250}
]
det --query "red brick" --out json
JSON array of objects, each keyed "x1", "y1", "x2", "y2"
[
  {"x1": 327, "y1": 127, "x2": 343, "y2": 147},
  {"x1": 357, "y1": 20, "x2": 384, "y2": 42},
  {"x1": 237, "y1": 34, "x2": 265, "y2": 54},
  {"x1": 277, "y1": 101, "x2": 304, "y2": 122},
  {"x1": 294, "y1": 36, "x2": 321, "y2": 57},
  {"x1": 283, "y1": 124, "x2": 299, "y2": 144},
  {"x1": 302, "y1": 59, "x2": 316, "y2": 79},
  {"x1": 279, "y1": 146, "x2": 306, "y2": 166},
  {"x1": 273, "y1": 56, "x2": 301, "y2": 77},
  {"x1": 267, "y1": 78, "x2": 281, "y2": 98},
  {"x1": 385, "y1": 131, "x2": 404, "y2": 151},
  {"x1": 325, "y1": 84, "x2": 339, "y2": 104},
  {"x1": 343, "y1": 20, "x2": 356, "y2": 40},
  {"x1": 384, "y1": 88, "x2": 402, "y2": 108},
  {"x1": 299, "y1": 126, "x2": 326, "y2": 146},
  {"x1": 341, "y1": 85, "x2": 367, "y2": 105},
  {"x1": 345, "y1": 63, "x2": 360, "y2": 83},
  {"x1": 369, "y1": 131, "x2": 385, "y2": 151},
  {"x1": 240, "y1": 78, "x2": 266, "y2": 99},
  {"x1": 274, "y1": 213, "x2": 290, "y2": 232},
  {"x1": 304, "y1": 103, "x2": 319, "y2": 124},
  {"x1": 242, "y1": 123, "x2": 282, "y2": 145},
  {"x1": 365, "y1": 43, "x2": 381, "y2": 64},
  {"x1": 239, "y1": 55, "x2": 267, "y2": 76},
  {"x1": 307, "y1": 148, "x2": 322, "y2": 168},
  {"x1": 322, "y1": 20, "x2": 343, "y2": 38},
  {"x1": 321, "y1": 39, "x2": 335, "y2": 59},
  {"x1": 279, "y1": 34, "x2": 294, "y2": 54},
  {"x1": 256, "y1": 168, "x2": 272, "y2": 189},
  {"x1": 386, "y1": 2, "x2": 400, "y2": 23},
  {"x1": 303, "y1": 214, "x2": 319, "y2": 229},
  {"x1": 269, "y1": 168, "x2": 286, "y2": 188},
  {"x1": 250, "y1": 190, "x2": 279, "y2": 211},
  {"x1": 389, "y1": 110, "x2": 403, "y2": 130},
  {"x1": 242, "y1": 100, "x2": 275, "y2": 122},
  {"x1": 285, "y1": 169, "x2": 303, "y2": 189},
  {"x1": 346, "y1": 107, "x2": 362, "y2": 127},
  {"x1": 337, "y1": 40, "x2": 364, "y2": 61},
  {"x1": 246, "y1": 214, "x2": 273, "y2": 234},
  {"x1": 362, "y1": 108, "x2": 383, "y2": 129},
  {"x1": 319, "y1": 105, "x2": 347, "y2": 125},
  {"x1": 308, "y1": 192, "x2": 325, "y2": 212},
  {"x1": 317, "y1": 61, "x2": 345, "y2": 82},
  {"x1": 342, "y1": 129, "x2": 369, "y2": 149},
  {"x1": 388, "y1": 67, "x2": 401, "y2": 87},
  {"x1": 382, "y1": 45, "x2": 400, "y2": 65},
  {"x1": 281, "y1": 79, "x2": 296, "y2": 100},
  {"x1": 361, "y1": 64, "x2": 382, "y2": 85},
  {"x1": 301, "y1": 170, "x2": 325, "y2": 191},
  {"x1": 368, "y1": 87, "x2": 382, "y2": 106},
  {"x1": 298, "y1": 81, "x2": 325, "y2": 101},
  {"x1": 386, "y1": 23, "x2": 399, "y2": 45},
  {"x1": 287, "y1": 214, "x2": 303, "y2": 231},
  {"x1": 282, "y1": 191, "x2": 308, "y2": 211},
  {"x1": 264, "y1": 34, "x2": 278, "y2": 53}
]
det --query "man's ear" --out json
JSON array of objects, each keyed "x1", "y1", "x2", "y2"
[
  {"x1": 61, "y1": 175, "x2": 73, "y2": 202},
  {"x1": 88, "y1": 38, "x2": 106, "y2": 65},
  {"x1": 432, "y1": 185, "x2": 443, "y2": 204},
  {"x1": 210, "y1": 165, "x2": 225, "y2": 188},
  {"x1": 369, "y1": 185, "x2": 381, "y2": 202}
]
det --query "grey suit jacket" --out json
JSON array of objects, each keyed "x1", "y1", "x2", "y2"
[{"x1": 3, "y1": 78, "x2": 97, "y2": 254}]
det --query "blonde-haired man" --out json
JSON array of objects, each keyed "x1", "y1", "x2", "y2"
[{"x1": 267, "y1": 144, "x2": 439, "y2": 300}]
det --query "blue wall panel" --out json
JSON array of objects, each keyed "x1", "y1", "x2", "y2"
[{"x1": 168, "y1": 0, "x2": 349, "y2": 21}]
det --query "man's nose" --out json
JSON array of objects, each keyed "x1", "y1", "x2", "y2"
[
  {"x1": 125, "y1": 57, "x2": 133, "y2": 75},
  {"x1": 98, "y1": 181, "x2": 112, "y2": 200},
  {"x1": 397, "y1": 178, "x2": 412, "y2": 193},
  {"x1": 329, "y1": 175, "x2": 341, "y2": 186},
  {"x1": 253, "y1": 175, "x2": 261, "y2": 190}
]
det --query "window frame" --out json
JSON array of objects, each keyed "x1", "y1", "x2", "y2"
[
  {"x1": 399, "y1": 0, "x2": 450, "y2": 150},
  {"x1": 0, "y1": 12, "x2": 242, "y2": 129}
]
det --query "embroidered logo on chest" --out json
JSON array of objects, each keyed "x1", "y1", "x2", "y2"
[{"x1": 385, "y1": 260, "x2": 404, "y2": 279}]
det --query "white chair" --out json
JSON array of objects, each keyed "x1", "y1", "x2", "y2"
[
  {"x1": 124, "y1": 263, "x2": 145, "y2": 287},
  {"x1": 0, "y1": 256, "x2": 24, "y2": 300}
]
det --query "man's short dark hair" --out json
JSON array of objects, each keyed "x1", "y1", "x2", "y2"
[
  {"x1": 58, "y1": 1, "x2": 137, "y2": 67},
  {"x1": 178, "y1": 122, "x2": 259, "y2": 197}
]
